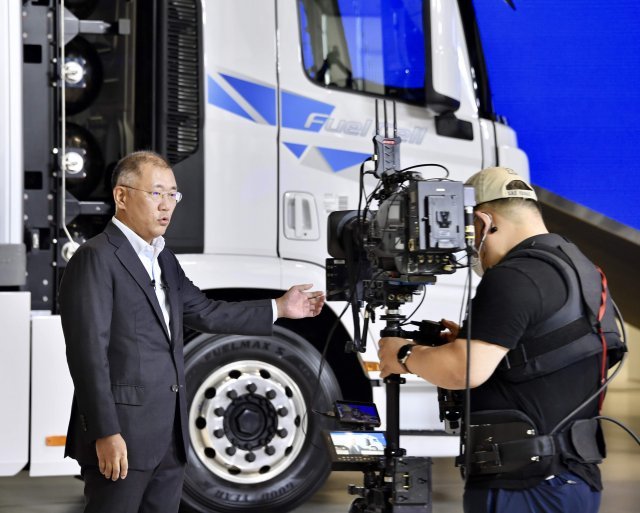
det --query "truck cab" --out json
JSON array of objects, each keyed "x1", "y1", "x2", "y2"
[{"x1": 0, "y1": 1, "x2": 529, "y2": 512}]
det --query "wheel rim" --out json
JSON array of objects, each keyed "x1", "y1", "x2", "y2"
[{"x1": 189, "y1": 359, "x2": 308, "y2": 484}]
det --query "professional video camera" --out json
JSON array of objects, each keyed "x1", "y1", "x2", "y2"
[
  {"x1": 326, "y1": 100, "x2": 475, "y2": 348},
  {"x1": 324, "y1": 101, "x2": 475, "y2": 513},
  {"x1": 327, "y1": 176, "x2": 473, "y2": 304}
]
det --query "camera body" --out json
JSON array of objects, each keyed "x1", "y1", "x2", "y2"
[{"x1": 326, "y1": 173, "x2": 475, "y2": 308}]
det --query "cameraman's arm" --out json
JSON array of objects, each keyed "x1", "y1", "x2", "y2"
[{"x1": 378, "y1": 336, "x2": 508, "y2": 389}]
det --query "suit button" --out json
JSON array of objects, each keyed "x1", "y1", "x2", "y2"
[{"x1": 171, "y1": 385, "x2": 179, "y2": 392}]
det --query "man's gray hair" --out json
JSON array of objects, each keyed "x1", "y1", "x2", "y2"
[{"x1": 111, "y1": 151, "x2": 171, "y2": 189}]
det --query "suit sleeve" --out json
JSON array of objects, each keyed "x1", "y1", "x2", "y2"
[
  {"x1": 174, "y1": 257, "x2": 274, "y2": 335},
  {"x1": 59, "y1": 245, "x2": 121, "y2": 441}
]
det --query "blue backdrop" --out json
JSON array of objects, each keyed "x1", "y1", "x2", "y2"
[{"x1": 473, "y1": 0, "x2": 640, "y2": 231}]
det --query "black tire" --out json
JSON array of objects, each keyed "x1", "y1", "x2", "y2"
[{"x1": 181, "y1": 326, "x2": 341, "y2": 513}]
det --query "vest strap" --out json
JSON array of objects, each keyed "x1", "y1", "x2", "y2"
[
  {"x1": 501, "y1": 317, "x2": 593, "y2": 370},
  {"x1": 463, "y1": 416, "x2": 605, "y2": 477}
]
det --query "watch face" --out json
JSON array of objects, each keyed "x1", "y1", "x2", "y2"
[{"x1": 397, "y1": 344, "x2": 413, "y2": 362}]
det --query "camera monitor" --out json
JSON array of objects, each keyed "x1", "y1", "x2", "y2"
[
  {"x1": 334, "y1": 400, "x2": 381, "y2": 427},
  {"x1": 324, "y1": 430, "x2": 387, "y2": 469}
]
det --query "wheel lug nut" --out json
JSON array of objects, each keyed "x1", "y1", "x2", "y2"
[
  {"x1": 245, "y1": 452, "x2": 256, "y2": 462},
  {"x1": 265, "y1": 445, "x2": 276, "y2": 456},
  {"x1": 277, "y1": 428, "x2": 288, "y2": 438},
  {"x1": 214, "y1": 407, "x2": 225, "y2": 416},
  {"x1": 266, "y1": 389, "x2": 276, "y2": 400},
  {"x1": 277, "y1": 407, "x2": 288, "y2": 417},
  {"x1": 226, "y1": 390, "x2": 238, "y2": 399},
  {"x1": 213, "y1": 429, "x2": 224, "y2": 438},
  {"x1": 246, "y1": 383, "x2": 257, "y2": 393},
  {"x1": 225, "y1": 446, "x2": 236, "y2": 456}
]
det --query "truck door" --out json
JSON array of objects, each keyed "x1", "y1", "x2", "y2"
[
  {"x1": 276, "y1": 0, "x2": 484, "y2": 276},
  {"x1": 201, "y1": 1, "x2": 279, "y2": 257}
]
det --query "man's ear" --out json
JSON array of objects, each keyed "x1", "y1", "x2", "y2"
[
  {"x1": 113, "y1": 186, "x2": 126, "y2": 211},
  {"x1": 475, "y1": 211, "x2": 494, "y2": 238}
]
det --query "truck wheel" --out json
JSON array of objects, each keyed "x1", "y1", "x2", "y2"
[{"x1": 181, "y1": 326, "x2": 341, "y2": 513}]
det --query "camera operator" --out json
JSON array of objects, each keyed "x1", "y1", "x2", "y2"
[{"x1": 378, "y1": 166, "x2": 623, "y2": 513}]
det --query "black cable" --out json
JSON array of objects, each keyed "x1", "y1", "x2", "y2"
[
  {"x1": 550, "y1": 353, "x2": 627, "y2": 435},
  {"x1": 462, "y1": 247, "x2": 474, "y2": 482},
  {"x1": 612, "y1": 299, "x2": 628, "y2": 344},
  {"x1": 357, "y1": 157, "x2": 374, "y2": 225},
  {"x1": 400, "y1": 287, "x2": 427, "y2": 325},
  {"x1": 595, "y1": 415, "x2": 640, "y2": 446},
  {"x1": 305, "y1": 156, "x2": 374, "y2": 443},
  {"x1": 550, "y1": 299, "x2": 628, "y2": 435},
  {"x1": 458, "y1": 260, "x2": 472, "y2": 327},
  {"x1": 318, "y1": 300, "x2": 351, "y2": 381},
  {"x1": 364, "y1": 186, "x2": 407, "y2": 261},
  {"x1": 302, "y1": 298, "x2": 351, "y2": 447},
  {"x1": 400, "y1": 163, "x2": 450, "y2": 178}
]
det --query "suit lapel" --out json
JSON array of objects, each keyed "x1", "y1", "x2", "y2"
[
  {"x1": 105, "y1": 223, "x2": 171, "y2": 342},
  {"x1": 159, "y1": 250, "x2": 180, "y2": 346}
]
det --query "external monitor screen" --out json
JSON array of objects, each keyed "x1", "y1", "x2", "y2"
[
  {"x1": 334, "y1": 401, "x2": 381, "y2": 427},
  {"x1": 328, "y1": 431, "x2": 386, "y2": 456}
]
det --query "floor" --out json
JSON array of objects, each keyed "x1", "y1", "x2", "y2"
[{"x1": 1, "y1": 385, "x2": 638, "y2": 513}]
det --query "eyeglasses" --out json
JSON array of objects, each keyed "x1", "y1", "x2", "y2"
[{"x1": 120, "y1": 185, "x2": 183, "y2": 203}]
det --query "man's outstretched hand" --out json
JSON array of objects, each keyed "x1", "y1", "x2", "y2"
[{"x1": 276, "y1": 284, "x2": 325, "y2": 319}]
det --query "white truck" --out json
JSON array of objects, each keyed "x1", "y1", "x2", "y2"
[{"x1": 0, "y1": 1, "x2": 529, "y2": 512}]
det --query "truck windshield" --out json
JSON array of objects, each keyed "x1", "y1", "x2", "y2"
[{"x1": 298, "y1": 0, "x2": 426, "y2": 105}]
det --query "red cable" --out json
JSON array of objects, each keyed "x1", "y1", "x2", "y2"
[{"x1": 596, "y1": 267, "x2": 608, "y2": 412}]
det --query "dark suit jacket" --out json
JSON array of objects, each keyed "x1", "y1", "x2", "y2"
[{"x1": 59, "y1": 222, "x2": 274, "y2": 470}]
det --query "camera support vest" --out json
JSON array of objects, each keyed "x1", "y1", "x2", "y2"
[
  {"x1": 462, "y1": 234, "x2": 626, "y2": 478},
  {"x1": 496, "y1": 233, "x2": 624, "y2": 383}
]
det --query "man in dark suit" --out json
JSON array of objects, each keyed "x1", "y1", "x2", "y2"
[{"x1": 59, "y1": 151, "x2": 325, "y2": 513}]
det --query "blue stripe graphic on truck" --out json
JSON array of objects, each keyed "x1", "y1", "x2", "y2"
[
  {"x1": 207, "y1": 76, "x2": 253, "y2": 121},
  {"x1": 317, "y1": 147, "x2": 370, "y2": 172},
  {"x1": 207, "y1": 74, "x2": 367, "y2": 171},
  {"x1": 207, "y1": 73, "x2": 335, "y2": 131},
  {"x1": 283, "y1": 142, "x2": 308, "y2": 158},
  {"x1": 220, "y1": 73, "x2": 277, "y2": 126}
]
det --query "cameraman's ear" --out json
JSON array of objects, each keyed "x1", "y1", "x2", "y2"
[{"x1": 475, "y1": 211, "x2": 493, "y2": 238}]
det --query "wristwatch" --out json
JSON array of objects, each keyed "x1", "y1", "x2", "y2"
[{"x1": 396, "y1": 344, "x2": 415, "y2": 373}]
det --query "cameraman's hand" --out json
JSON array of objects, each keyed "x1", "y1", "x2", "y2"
[
  {"x1": 378, "y1": 337, "x2": 414, "y2": 378},
  {"x1": 440, "y1": 319, "x2": 459, "y2": 344}
]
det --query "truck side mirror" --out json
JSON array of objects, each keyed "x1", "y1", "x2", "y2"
[{"x1": 424, "y1": 0, "x2": 462, "y2": 114}]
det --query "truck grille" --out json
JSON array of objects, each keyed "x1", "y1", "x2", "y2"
[{"x1": 166, "y1": 0, "x2": 201, "y2": 164}]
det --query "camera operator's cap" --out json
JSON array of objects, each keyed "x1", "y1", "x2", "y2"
[{"x1": 465, "y1": 166, "x2": 537, "y2": 205}]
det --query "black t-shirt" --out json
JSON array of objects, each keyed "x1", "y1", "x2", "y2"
[{"x1": 461, "y1": 234, "x2": 602, "y2": 490}]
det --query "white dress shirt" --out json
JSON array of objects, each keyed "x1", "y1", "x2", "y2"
[
  {"x1": 112, "y1": 217, "x2": 172, "y2": 337},
  {"x1": 111, "y1": 218, "x2": 278, "y2": 332}
]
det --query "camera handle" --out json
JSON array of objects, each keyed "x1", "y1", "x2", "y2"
[
  {"x1": 379, "y1": 309, "x2": 408, "y2": 459},
  {"x1": 344, "y1": 303, "x2": 437, "y2": 512},
  {"x1": 381, "y1": 316, "x2": 464, "y2": 435},
  {"x1": 344, "y1": 309, "x2": 431, "y2": 513}
]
